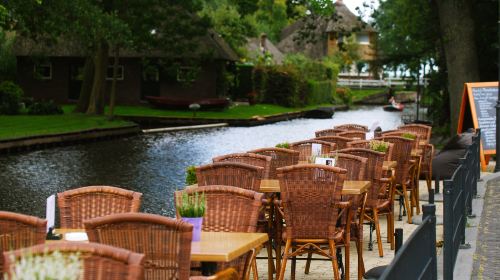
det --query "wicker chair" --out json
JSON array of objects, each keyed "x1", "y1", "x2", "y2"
[
  {"x1": 347, "y1": 140, "x2": 394, "y2": 161},
  {"x1": 247, "y1": 147, "x2": 299, "y2": 179},
  {"x1": 337, "y1": 131, "x2": 367, "y2": 140},
  {"x1": 57, "y1": 186, "x2": 142, "y2": 229},
  {"x1": 3, "y1": 242, "x2": 145, "y2": 280},
  {"x1": 289, "y1": 139, "x2": 336, "y2": 162},
  {"x1": 0, "y1": 211, "x2": 47, "y2": 278},
  {"x1": 86, "y1": 213, "x2": 237, "y2": 280},
  {"x1": 196, "y1": 162, "x2": 263, "y2": 192},
  {"x1": 420, "y1": 143, "x2": 435, "y2": 192},
  {"x1": 276, "y1": 164, "x2": 350, "y2": 280},
  {"x1": 380, "y1": 131, "x2": 420, "y2": 149},
  {"x1": 398, "y1": 124, "x2": 432, "y2": 142},
  {"x1": 212, "y1": 153, "x2": 271, "y2": 179},
  {"x1": 176, "y1": 186, "x2": 264, "y2": 280},
  {"x1": 314, "y1": 136, "x2": 353, "y2": 150},
  {"x1": 334, "y1": 124, "x2": 369, "y2": 132},
  {"x1": 340, "y1": 148, "x2": 393, "y2": 259},
  {"x1": 376, "y1": 136, "x2": 415, "y2": 223},
  {"x1": 314, "y1": 128, "x2": 347, "y2": 138}
]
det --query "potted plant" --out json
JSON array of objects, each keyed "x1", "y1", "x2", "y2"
[
  {"x1": 185, "y1": 165, "x2": 197, "y2": 185},
  {"x1": 275, "y1": 142, "x2": 290, "y2": 149},
  {"x1": 6, "y1": 251, "x2": 82, "y2": 280},
  {"x1": 369, "y1": 140, "x2": 389, "y2": 153},
  {"x1": 176, "y1": 192, "x2": 205, "y2": 241}
]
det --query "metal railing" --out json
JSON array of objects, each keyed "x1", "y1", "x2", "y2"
[
  {"x1": 379, "y1": 204, "x2": 437, "y2": 280},
  {"x1": 443, "y1": 129, "x2": 480, "y2": 280}
]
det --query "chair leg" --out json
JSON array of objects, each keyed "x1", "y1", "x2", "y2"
[
  {"x1": 345, "y1": 244, "x2": 350, "y2": 280},
  {"x1": 386, "y1": 212, "x2": 391, "y2": 243},
  {"x1": 356, "y1": 239, "x2": 365, "y2": 280},
  {"x1": 402, "y1": 184, "x2": 412, "y2": 223},
  {"x1": 291, "y1": 251, "x2": 296, "y2": 280},
  {"x1": 266, "y1": 241, "x2": 274, "y2": 280},
  {"x1": 252, "y1": 258, "x2": 259, "y2": 280},
  {"x1": 304, "y1": 249, "x2": 313, "y2": 274},
  {"x1": 373, "y1": 208, "x2": 383, "y2": 257},
  {"x1": 278, "y1": 240, "x2": 291, "y2": 280},
  {"x1": 389, "y1": 212, "x2": 395, "y2": 250},
  {"x1": 328, "y1": 240, "x2": 340, "y2": 280}
]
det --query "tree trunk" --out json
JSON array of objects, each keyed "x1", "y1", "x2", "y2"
[
  {"x1": 435, "y1": 0, "x2": 480, "y2": 134},
  {"x1": 73, "y1": 57, "x2": 94, "y2": 113},
  {"x1": 86, "y1": 41, "x2": 109, "y2": 115},
  {"x1": 108, "y1": 45, "x2": 120, "y2": 118}
]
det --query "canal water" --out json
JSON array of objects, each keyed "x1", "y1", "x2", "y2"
[{"x1": 0, "y1": 106, "x2": 402, "y2": 219}]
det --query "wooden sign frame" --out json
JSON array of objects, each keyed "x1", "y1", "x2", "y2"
[{"x1": 457, "y1": 82, "x2": 498, "y2": 171}]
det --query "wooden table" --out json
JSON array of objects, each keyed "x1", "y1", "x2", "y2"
[
  {"x1": 258, "y1": 179, "x2": 370, "y2": 195},
  {"x1": 53, "y1": 229, "x2": 268, "y2": 275}
]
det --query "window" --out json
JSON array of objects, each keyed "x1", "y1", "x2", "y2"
[
  {"x1": 356, "y1": 33, "x2": 370, "y2": 45},
  {"x1": 176, "y1": 66, "x2": 199, "y2": 83},
  {"x1": 106, "y1": 65, "x2": 124, "y2": 80},
  {"x1": 34, "y1": 63, "x2": 52, "y2": 80},
  {"x1": 142, "y1": 66, "x2": 159, "y2": 82}
]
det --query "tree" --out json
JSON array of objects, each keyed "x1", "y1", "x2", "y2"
[{"x1": 435, "y1": 0, "x2": 480, "y2": 133}]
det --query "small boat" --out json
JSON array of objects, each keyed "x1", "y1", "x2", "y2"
[
  {"x1": 383, "y1": 103, "x2": 405, "y2": 112},
  {"x1": 145, "y1": 96, "x2": 230, "y2": 110}
]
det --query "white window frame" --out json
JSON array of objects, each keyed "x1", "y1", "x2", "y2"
[{"x1": 106, "y1": 65, "x2": 124, "y2": 81}]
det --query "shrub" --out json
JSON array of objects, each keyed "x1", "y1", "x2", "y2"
[
  {"x1": 176, "y1": 192, "x2": 205, "y2": 218},
  {"x1": 261, "y1": 65, "x2": 306, "y2": 107},
  {"x1": 307, "y1": 80, "x2": 334, "y2": 105},
  {"x1": 401, "y1": 132, "x2": 417, "y2": 140},
  {"x1": 27, "y1": 100, "x2": 63, "y2": 115},
  {"x1": 0, "y1": 81, "x2": 23, "y2": 115},
  {"x1": 185, "y1": 166, "x2": 197, "y2": 185},
  {"x1": 334, "y1": 87, "x2": 353, "y2": 107},
  {"x1": 275, "y1": 142, "x2": 290, "y2": 149}
]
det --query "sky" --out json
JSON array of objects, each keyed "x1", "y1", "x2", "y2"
[{"x1": 343, "y1": 0, "x2": 379, "y2": 21}]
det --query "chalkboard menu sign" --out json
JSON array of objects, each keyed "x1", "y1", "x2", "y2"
[
  {"x1": 458, "y1": 82, "x2": 498, "y2": 171},
  {"x1": 471, "y1": 86, "x2": 497, "y2": 151}
]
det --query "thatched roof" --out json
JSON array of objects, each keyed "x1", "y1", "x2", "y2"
[
  {"x1": 245, "y1": 35, "x2": 285, "y2": 64},
  {"x1": 12, "y1": 30, "x2": 239, "y2": 61},
  {"x1": 277, "y1": 0, "x2": 375, "y2": 59}
]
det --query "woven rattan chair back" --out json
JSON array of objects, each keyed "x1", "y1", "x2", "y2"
[
  {"x1": 196, "y1": 162, "x2": 263, "y2": 191},
  {"x1": 334, "y1": 124, "x2": 369, "y2": 132},
  {"x1": 314, "y1": 128, "x2": 346, "y2": 138},
  {"x1": 3, "y1": 242, "x2": 145, "y2": 280},
  {"x1": 376, "y1": 136, "x2": 413, "y2": 185},
  {"x1": 289, "y1": 140, "x2": 336, "y2": 162},
  {"x1": 277, "y1": 164, "x2": 346, "y2": 239},
  {"x1": 247, "y1": 147, "x2": 299, "y2": 179},
  {"x1": 346, "y1": 140, "x2": 394, "y2": 161},
  {"x1": 337, "y1": 130, "x2": 366, "y2": 140},
  {"x1": 381, "y1": 131, "x2": 419, "y2": 149},
  {"x1": 398, "y1": 124, "x2": 432, "y2": 142},
  {"x1": 339, "y1": 148, "x2": 385, "y2": 205},
  {"x1": 212, "y1": 153, "x2": 271, "y2": 179},
  {"x1": 314, "y1": 136, "x2": 352, "y2": 150},
  {"x1": 85, "y1": 213, "x2": 191, "y2": 280},
  {"x1": 335, "y1": 153, "x2": 367, "y2": 181},
  {"x1": 176, "y1": 186, "x2": 263, "y2": 279},
  {"x1": 57, "y1": 186, "x2": 142, "y2": 229},
  {"x1": 176, "y1": 185, "x2": 263, "y2": 233},
  {"x1": 0, "y1": 211, "x2": 47, "y2": 276}
]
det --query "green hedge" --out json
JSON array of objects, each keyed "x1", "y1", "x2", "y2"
[
  {"x1": 307, "y1": 80, "x2": 334, "y2": 105},
  {"x1": 253, "y1": 66, "x2": 307, "y2": 107}
]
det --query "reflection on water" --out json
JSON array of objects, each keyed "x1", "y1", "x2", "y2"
[{"x1": 0, "y1": 106, "x2": 402, "y2": 218}]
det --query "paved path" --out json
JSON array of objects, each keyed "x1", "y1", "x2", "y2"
[{"x1": 472, "y1": 180, "x2": 500, "y2": 280}]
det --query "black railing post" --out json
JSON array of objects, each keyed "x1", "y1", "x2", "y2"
[
  {"x1": 435, "y1": 177, "x2": 440, "y2": 194},
  {"x1": 443, "y1": 178, "x2": 454, "y2": 280},
  {"x1": 429, "y1": 188, "x2": 435, "y2": 204},
  {"x1": 422, "y1": 204, "x2": 437, "y2": 280},
  {"x1": 394, "y1": 228, "x2": 403, "y2": 253}
]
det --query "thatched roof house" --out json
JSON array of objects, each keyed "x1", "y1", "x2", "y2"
[
  {"x1": 278, "y1": 0, "x2": 377, "y2": 62},
  {"x1": 245, "y1": 34, "x2": 285, "y2": 64}
]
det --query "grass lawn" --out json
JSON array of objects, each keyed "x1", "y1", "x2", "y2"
[
  {"x1": 0, "y1": 114, "x2": 134, "y2": 140},
  {"x1": 63, "y1": 103, "x2": 334, "y2": 119},
  {"x1": 350, "y1": 88, "x2": 385, "y2": 102}
]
